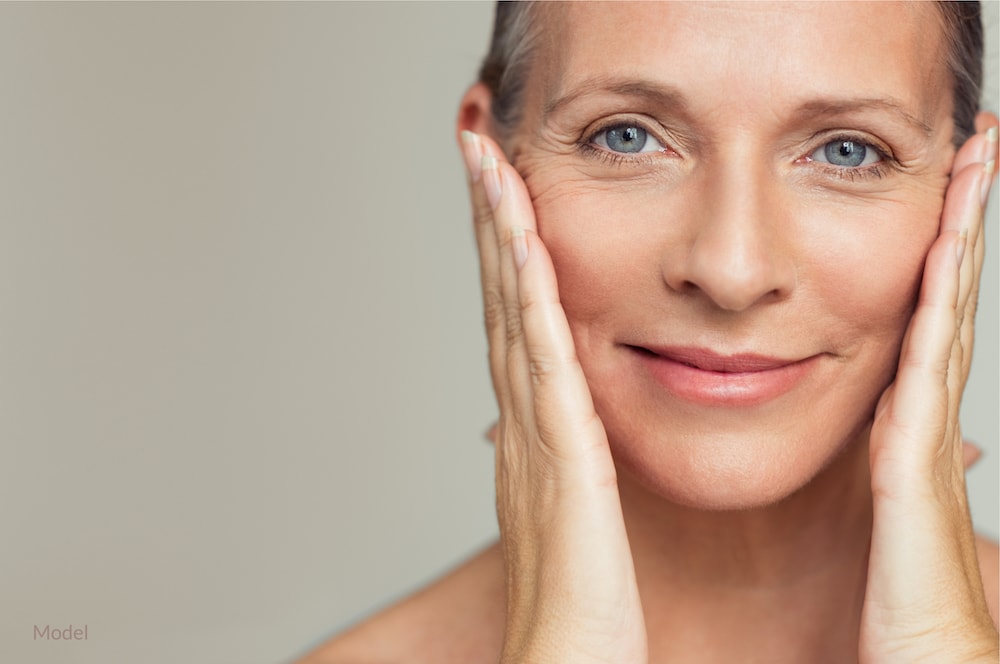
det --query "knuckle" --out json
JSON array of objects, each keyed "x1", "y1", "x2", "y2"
[
  {"x1": 482, "y1": 287, "x2": 506, "y2": 332},
  {"x1": 517, "y1": 281, "x2": 551, "y2": 316},
  {"x1": 504, "y1": 309, "x2": 524, "y2": 351},
  {"x1": 964, "y1": 288, "x2": 980, "y2": 320},
  {"x1": 471, "y1": 191, "x2": 493, "y2": 226},
  {"x1": 528, "y1": 358, "x2": 553, "y2": 386},
  {"x1": 898, "y1": 344, "x2": 950, "y2": 379},
  {"x1": 527, "y1": 347, "x2": 578, "y2": 386}
]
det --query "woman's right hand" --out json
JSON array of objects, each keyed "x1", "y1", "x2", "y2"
[{"x1": 459, "y1": 130, "x2": 648, "y2": 663}]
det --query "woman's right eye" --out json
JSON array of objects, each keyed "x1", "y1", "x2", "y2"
[{"x1": 591, "y1": 124, "x2": 666, "y2": 155}]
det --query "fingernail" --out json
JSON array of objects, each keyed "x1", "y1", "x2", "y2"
[
  {"x1": 979, "y1": 126, "x2": 998, "y2": 163},
  {"x1": 956, "y1": 228, "x2": 968, "y2": 267},
  {"x1": 482, "y1": 156, "x2": 501, "y2": 209},
  {"x1": 511, "y1": 226, "x2": 528, "y2": 269},
  {"x1": 981, "y1": 159, "x2": 995, "y2": 208},
  {"x1": 461, "y1": 131, "x2": 483, "y2": 182}
]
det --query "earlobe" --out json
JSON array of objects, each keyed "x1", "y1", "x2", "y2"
[{"x1": 456, "y1": 82, "x2": 497, "y2": 143}]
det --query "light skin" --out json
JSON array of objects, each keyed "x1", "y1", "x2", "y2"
[{"x1": 295, "y1": 2, "x2": 999, "y2": 663}]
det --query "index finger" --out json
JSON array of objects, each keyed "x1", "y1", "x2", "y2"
[{"x1": 460, "y1": 131, "x2": 511, "y2": 409}]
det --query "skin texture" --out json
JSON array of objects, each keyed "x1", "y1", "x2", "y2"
[
  {"x1": 294, "y1": 3, "x2": 999, "y2": 663},
  {"x1": 510, "y1": 1, "x2": 953, "y2": 510}
]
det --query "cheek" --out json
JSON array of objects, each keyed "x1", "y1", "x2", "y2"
[
  {"x1": 521, "y1": 161, "x2": 679, "y2": 311},
  {"x1": 520, "y1": 163, "x2": 945, "y2": 508},
  {"x1": 526, "y1": 173, "x2": 662, "y2": 325},
  {"x1": 522, "y1": 152, "x2": 944, "y2": 369},
  {"x1": 799, "y1": 199, "x2": 940, "y2": 355}
]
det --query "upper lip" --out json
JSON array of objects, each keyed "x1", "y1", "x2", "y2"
[{"x1": 636, "y1": 346, "x2": 806, "y2": 372}]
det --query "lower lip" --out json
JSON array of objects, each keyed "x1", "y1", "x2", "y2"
[{"x1": 634, "y1": 349, "x2": 819, "y2": 407}]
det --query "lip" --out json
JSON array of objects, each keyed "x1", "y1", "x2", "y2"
[{"x1": 631, "y1": 345, "x2": 820, "y2": 407}]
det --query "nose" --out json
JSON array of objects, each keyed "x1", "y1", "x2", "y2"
[{"x1": 661, "y1": 164, "x2": 797, "y2": 312}]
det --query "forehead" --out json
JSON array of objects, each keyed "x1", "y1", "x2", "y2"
[{"x1": 528, "y1": 1, "x2": 949, "y2": 132}]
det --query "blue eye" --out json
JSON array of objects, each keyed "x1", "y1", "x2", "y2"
[
  {"x1": 593, "y1": 124, "x2": 665, "y2": 154},
  {"x1": 810, "y1": 139, "x2": 881, "y2": 168}
]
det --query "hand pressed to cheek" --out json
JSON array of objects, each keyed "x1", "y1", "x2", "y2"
[{"x1": 859, "y1": 127, "x2": 999, "y2": 662}]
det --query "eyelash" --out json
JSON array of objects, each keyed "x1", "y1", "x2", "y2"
[
  {"x1": 801, "y1": 133, "x2": 894, "y2": 182},
  {"x1": 579, "y1": 142, "x2": 658, "y2": 168},
  {"x1": 579, "y1": 124, "x2": 896, "y2": 183},
  {"x1": 578, "y1": 119, "x2": 672, "y2": 168}
]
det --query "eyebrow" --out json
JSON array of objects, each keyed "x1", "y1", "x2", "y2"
[
  {"x1": 543, "y1": 77, "x2": 691, "y2": 122},
  {"x1": 795, "y1": 97, "x2": 934, "y2": 137},
  {"x1": 543, "y1": 76, "x2": 934, "y2": 137}
]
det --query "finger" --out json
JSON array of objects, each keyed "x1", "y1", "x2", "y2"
[
  {"x1": 942, "y1": 130, "x2": 993, "y2": 365},
  {"x1": 938, "y1": 154, "x2": 990, "y2": 484},
  {"x1": 958, "y1": 217, "x2": 984, "y2": 383},
  {"x1": 883, "y1": 226, "x2": 962, "y2": 464},
  {"x1": 938, "y1": 160, "x2": 984, "y2": 345},
  {"x1": 482, "y1": 149, "x2": 542, "y2": 440},
  {"x1": 940, "y1": 160, "x2": 987, "y2": 238},
  {"x1": 983, "y1": 126, "x2": 998, "y2": 209},
  {"x1": 947, "y1": 162, "x2": 990, "y2": 390},
  {"x1": 958, "y1": 183, "x2": 986, "y2": 383},
  {"x1": 950, "y1": 126, "x2": 996, "y2": 181},
  {"x1": 460, "y1": 131, "x2": 511, "y2": 412},
  {"x1": 515, "y1": 228, "x2": 617, "y2": 488}
]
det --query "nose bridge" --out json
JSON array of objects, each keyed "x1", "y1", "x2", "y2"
[{"x1": 665, "y1": 151, "x2": 796, "y2": 311}]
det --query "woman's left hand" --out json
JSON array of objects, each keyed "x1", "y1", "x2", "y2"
[{"x1": 860, "y1": 121, "x2": 1000, "y2": 662}]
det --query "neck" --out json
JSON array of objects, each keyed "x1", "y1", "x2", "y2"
[{"x1": 618, "y1": 436, "x2": 873, "y2": 663}]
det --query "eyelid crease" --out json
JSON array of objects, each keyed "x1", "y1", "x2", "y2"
[
  {"x1": 578, "y1": 131, "x2": 898, "y2": 185},
  {"x1": 804, "y1": 129, "x2": 896, "y2": 161},
  {"x1": 581, "y1": 115, "x2": 688, "y2": 157},
  {"x1": 799, "y1": 132, "x2": 902, "y2": 180},
  {"x1": 796, "y1": 135, "x2": 897, "y2": 184}
]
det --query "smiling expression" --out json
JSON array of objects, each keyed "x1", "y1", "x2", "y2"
[{"x1": 502, "y1": 2, "x2": 956, "y2": 509}]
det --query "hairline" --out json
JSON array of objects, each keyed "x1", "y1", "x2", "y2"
[{"x1": 481, "y1": 1, "x2": 981, "y2": 147}]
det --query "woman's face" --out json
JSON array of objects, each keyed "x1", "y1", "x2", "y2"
[{"x1": 506, "y1": 1, "x2": 956, "y2": 509}]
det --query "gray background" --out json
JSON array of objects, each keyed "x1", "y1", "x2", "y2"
[{"x1": 0, "y1": 3, "x2": 995, "y2": 664}]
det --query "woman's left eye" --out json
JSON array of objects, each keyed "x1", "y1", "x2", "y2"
[
  {"x1": 809, "y1": 139, "x2": 881, "y2": 168},
  {"x1": 592, "y1": 124, "x2": 666, "y2": 154}
]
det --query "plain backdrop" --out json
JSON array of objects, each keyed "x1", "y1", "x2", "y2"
[{"x1": 0, "y1": 3, "x2": 996, "y2": 663}]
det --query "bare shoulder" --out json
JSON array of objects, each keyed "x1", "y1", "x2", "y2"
[
  {"x1": 292, "y1": 542, "x2": 505, "y2": 664},
  {"x1": 976, "y1": 533, "x2": 999, "y2": 628}
]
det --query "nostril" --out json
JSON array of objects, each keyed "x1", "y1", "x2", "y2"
[{"x1": 660, "y1": 210, "x2": 797, "y2": 311}]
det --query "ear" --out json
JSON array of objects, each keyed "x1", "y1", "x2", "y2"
[{"x1": 456, "y1": 82, "x2": 497, "y2": 143}]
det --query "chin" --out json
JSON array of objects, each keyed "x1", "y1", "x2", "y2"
[{"x1": 608, "y1": 424, "x2": 866, "y2": 513}]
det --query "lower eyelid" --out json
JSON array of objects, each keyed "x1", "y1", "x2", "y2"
[
  {"x1": 806, "y1": 160, "x2": 891, "y2": 183},
  {"x1": 578, "y1": 143, "x2": 672, "y2": 169}
]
